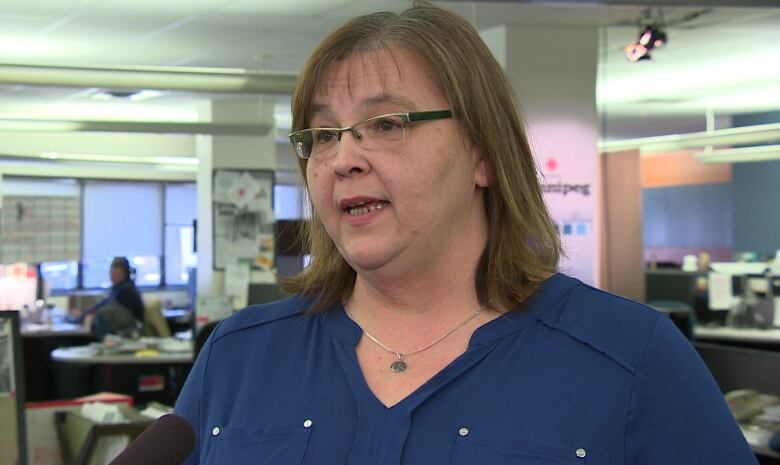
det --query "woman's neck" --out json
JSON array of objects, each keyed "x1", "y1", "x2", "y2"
[{"x1": 346, "y1": 264, "x2": 488, "y2": 350}]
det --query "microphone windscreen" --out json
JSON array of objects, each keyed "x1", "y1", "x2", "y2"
[{"x1": 109, "y1": 413, "x2": 196, "y2": 465}]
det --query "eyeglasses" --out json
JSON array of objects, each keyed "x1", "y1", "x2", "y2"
[{"x1": 289, "y1": 110, "x2": 452, "y2": 160}]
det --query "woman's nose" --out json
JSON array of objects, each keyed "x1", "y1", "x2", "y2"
[{"x1": 331, "y1": 129, "x2": 370, "y2": 177}]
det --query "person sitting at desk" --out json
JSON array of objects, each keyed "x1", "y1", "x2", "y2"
[{"x1": 76, "y1": 257, "x2": 145, "y2": 338}]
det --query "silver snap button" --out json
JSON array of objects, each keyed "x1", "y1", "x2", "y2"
[
  {"x1": 576, "y1": 448, "x2": 587, "y2": 458},
  {"x1": 458, "y1": 427, "x2": 469, "y2": 436},
  {"x1": 211, "y1": 426, "x2": 220, "y2": 436},
  {"x1": 303, "y1": 419, "x2": 313, "y2": 428}
]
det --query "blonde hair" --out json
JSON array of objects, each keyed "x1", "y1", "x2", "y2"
[{"x1": 283, "y1": 1, "x2": 561, "y2": 312}]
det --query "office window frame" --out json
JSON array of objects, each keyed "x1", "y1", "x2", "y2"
[
  {"x1": 81, "y1": 179, "x2": 165, "y2": 289},
  {"x1": 1, "y1": 176, "x2": 196, "y2": 292}
]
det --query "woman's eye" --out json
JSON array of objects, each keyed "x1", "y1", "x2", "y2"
[
  {"x1": 375, "y1": 118, "x2": 402, "y2": 132},
  {"x1": 315, "y1": 130, "x2": 338, "y2": 144}
]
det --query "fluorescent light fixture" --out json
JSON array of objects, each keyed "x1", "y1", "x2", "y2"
[
  {"x1": 0, "y1": 119, "x2": 81, "y2": 131},
  {"x1": 0, "y1": 103, "x2": 198, "y2": 122},
  {"x1": 0, "y1": 117, "x2": 268, "y2": 135},
  {"x1": 693, "y1": 144, "x2": 780, "y2": 164},
  {"x1": 0, "y1": 37, "x2": 54, "y2": 54},
  {"x1": 39, "y1": 151, "x2": 199, "y2": 167},
  {"x1": 130, "y1": 90, "x2": 165, "y2": 101},
  {"x1": 683, "y1": 88, "x2": 780, "y2": 113},
  {"x1": 0, "y1": 62, "x2": 296, "y2": 94},
  {"x1": 599, "y1": 52, "x2": 780, "y2": 105},
  {"x1": 89, "y1": 89, "x2": 167, "y2": 102},
  {"x1": 146, "y1": 156, "x2": 199, "y2": 165},
  {"x1": 599, "y1": 122, "x2": 780, "y2": 154}
]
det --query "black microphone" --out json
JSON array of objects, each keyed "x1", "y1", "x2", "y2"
[{"x1": 109, "y1": 413, "x2": 195, "y2": 465}]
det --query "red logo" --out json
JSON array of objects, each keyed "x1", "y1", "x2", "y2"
[{"x1": 545, "y1": 158, "x2": 558, "y2": 172}]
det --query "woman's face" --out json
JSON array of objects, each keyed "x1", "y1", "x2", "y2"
[
  {"x1": 109, "y1": 265, "x2": 126, "y2": 285},
  {"x1": 305, "y1": 47, "x2": 490, "y2": 277}
]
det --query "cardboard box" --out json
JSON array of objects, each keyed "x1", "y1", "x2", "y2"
[
  {"x1": 25, "y1": 392, "x2": 133, "y2": 465},
  {"x1": 58, "y1": 406, "x2": 152, "y2": 465}
]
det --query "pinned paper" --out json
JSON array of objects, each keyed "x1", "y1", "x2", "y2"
[
  {"x1": 708, "y1": 272, "x2": 733, "y2": 311},
  {"x1": 196, "y1": 296, "x2": 233, "y2": 322},
  {"x1": 225, "y1": 262, "x2": 251, "y2": 298}
]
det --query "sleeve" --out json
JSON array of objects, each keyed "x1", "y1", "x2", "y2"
[
  {"x1": 174, "y1": 327, "x2": 218, "y2": 465},
  {"x1": 83, "y1": 295, "x2": 110, "y2": 315},
  {"x1": 625, "y1": 315, "x2": 758, "y2": 465}
]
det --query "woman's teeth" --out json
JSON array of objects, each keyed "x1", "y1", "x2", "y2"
[{"x1": 348, "y1": 202, "x2": 384, "y2": 216}]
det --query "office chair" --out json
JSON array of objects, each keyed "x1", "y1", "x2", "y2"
[
  {"x1": 142, "y1": 300, "x2": 171, "y2": 338},
  {"x1": 648, "y1": 300, "x2": 696, "y2": 340},
  {"x1": 194, "y1": 320, "x2": 221, "y2": 360}
]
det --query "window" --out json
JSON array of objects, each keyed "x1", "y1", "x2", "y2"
[
  {"x1": 274, "y1": 184, "x2": 303, "y2": 220},
  {"x1": 130, "y1": 255, "x2": 162, "y2": 287},
  {"x1": 82, "y1": 181, "x2": 163, "y2": 288},
  {"x1": 164, "y1": 183, "x2": 197, "y2": 285}
]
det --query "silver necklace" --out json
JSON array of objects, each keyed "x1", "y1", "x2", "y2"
[{"x1": 344, "y1": 302, "x2": 485, "y2": 373}]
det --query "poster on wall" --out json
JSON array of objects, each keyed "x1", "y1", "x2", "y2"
[
  {"x1": 531, "y1": 120, "x2": 599, "y2": 286},
  {"x1": 212, "y1": 169, "x2": 275, "y2": 271}
]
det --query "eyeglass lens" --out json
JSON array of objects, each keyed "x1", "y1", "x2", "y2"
[{"x1": 296, "y1": 114, "x2": 407, "y2": 159}]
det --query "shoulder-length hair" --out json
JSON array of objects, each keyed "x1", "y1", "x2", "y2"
[{"x1": 283, "y1": 1, "x2": 562, "y2": 313}]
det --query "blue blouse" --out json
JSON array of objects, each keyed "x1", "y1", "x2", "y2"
[{"x1": 174, "y1": 274, "x2": 757, "y2": 465}]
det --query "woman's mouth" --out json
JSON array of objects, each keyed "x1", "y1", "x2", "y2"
[{"x1": 345, "y1": 201, "x2": 387, "y2": 216}]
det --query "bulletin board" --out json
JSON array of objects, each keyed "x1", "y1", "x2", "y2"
[
  {"x1": 0, "y1": 311, "x2": 27, "y2": 465},
  {"x1": 0, "y1": 195, "x2": 81, "y2": 264},
  {"x1": 212, "y1": 169, "x2": 275, "y2": 271}
]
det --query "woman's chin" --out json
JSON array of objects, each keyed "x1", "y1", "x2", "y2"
[{"x1": 342, "y1": 246, "x2": 399, "y2": 273}]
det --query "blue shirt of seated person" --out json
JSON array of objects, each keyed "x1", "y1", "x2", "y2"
[{"x1": 75, "y1": 257, "x2": 145, "y2": 336}]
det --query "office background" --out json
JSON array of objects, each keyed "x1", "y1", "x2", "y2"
[
  {"x1": 1, "y1": 2, "x2": 780, "y2": 464},
  {"x1": 2, "y1": 0, "x2": 779, "y2": 302}
]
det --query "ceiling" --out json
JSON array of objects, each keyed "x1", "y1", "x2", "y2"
[{"x1": 0, "y1": 0, "x2": 779, "y2": 171}]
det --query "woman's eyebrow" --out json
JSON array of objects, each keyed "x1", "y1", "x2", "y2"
[
  {"x1": 360, "y1": 92, "x2": 417, "y2": 111},
  {"x1": 307, "y1": 92, "x2": 417, "y2": 126}
]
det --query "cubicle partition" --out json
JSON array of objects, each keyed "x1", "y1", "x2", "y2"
[{"x1": 0, "y1": 311, "x2": 28, "y2": 465}]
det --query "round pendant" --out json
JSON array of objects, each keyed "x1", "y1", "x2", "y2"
[{"x1": 390, "y1": 360, "x2": 408, "y2": 373}]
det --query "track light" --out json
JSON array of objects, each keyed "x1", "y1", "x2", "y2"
[{"x1": 625, "y1": 25, "x2": 667, "y2": 62}]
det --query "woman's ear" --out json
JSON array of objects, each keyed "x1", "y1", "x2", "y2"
[{"x1": 473, "y1": 146, "x2": 492, "y2": 188}]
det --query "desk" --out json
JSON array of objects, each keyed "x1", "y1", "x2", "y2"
[
  {"x1": 51, "y1": 346, "x2": 192, "y2": 365},
  {"x1": 51, "y1": 340, "x2": 193, "y2": 406},
  {"x1": 162, "y1": 307, "x2": 194, "y2": 334},
  {"x1": 21, "y1": 323, "x2": 94, "y2": 402},
  {"x1": 22, "y1": 322, "x2": 91, "y2": 338},
  {"x1": 695, "y1": 326, "x2": 780, "y2": 348},
  {"x1": 693, "y1": 338, "x2": 780, "y2": 465}
]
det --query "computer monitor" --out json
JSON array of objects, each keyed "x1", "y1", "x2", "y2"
[
  {"x1": 82, "y1": 255, "x2": 161, "y2": 288},
  {"x1": 247, "y1": 283, "x2": 287, "y2": 306},
  {"x1": 645, "y1": 270, "x2": 698, "y2": 309},
  {"x1": 696, "y1": 342, "x2": 780, "y2": 395},
  {"x1": 645, "y1": 269, "x2": 725, "y2": 326},
  {"x1": 39, "y1": 260, "x2": 79, "y2": 293}
]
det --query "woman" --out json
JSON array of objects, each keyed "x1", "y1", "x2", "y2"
[{"x1": 175, "y1": 3, "x2": 756, "y2": 464}]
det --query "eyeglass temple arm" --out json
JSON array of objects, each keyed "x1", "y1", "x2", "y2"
[{"x1": 408, "y1": 110, "x2": 452, "y2": 122}]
